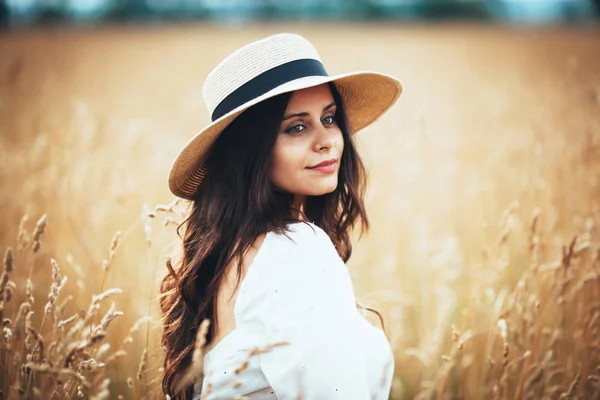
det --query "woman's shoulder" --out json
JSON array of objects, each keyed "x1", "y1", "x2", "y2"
[
  {"x1": 269, "y1": 221, "x2": 332, "y2": 248},
  {"x1": 239, "y1": 222, "x2": 327, "y2": 282},
  {"x1": 261, "y1": 221, "x2": 345, "y2": 279},
  {"x1": 265, "y1": 221, "x2": 340, "y2": 262}
]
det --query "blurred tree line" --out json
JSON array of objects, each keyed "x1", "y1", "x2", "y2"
[{"x1": 1, "y1": 0, "x2": 599, "y2": 25}]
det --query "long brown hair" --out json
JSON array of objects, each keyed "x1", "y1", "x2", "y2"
[{"x1": 159, "y1": 83, "x2": 383, "y2": 398}]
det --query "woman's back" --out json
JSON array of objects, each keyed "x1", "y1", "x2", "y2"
[
  {"x1": 212, "y1": 232, "x2": 268, "y2": 349},
  {"x1": 194, "y1": 222, "x2": 394, "y2": 400}
]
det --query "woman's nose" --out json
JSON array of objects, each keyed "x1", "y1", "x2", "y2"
[{"x1": 313, "y1": 126, "x2": 336, "y2": 152}]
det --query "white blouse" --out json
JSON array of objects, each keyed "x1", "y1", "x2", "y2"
[{"x1": 193, "y1": 222, "x2": 394, "y2": 400}]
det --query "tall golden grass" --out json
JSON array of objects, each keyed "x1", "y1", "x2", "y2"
[{"x1": 1, "y1": 24, "x2": 599, "y2": 399}]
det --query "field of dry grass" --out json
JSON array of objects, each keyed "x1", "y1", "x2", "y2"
[{"x1": 1, "y1": 22, "x2": 600, "y2": 399}]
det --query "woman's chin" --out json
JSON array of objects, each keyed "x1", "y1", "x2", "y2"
[{"x1": 306, "y1": 182, "x2": 338, "y2": 196}]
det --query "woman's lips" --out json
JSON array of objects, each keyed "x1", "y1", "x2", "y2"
[{"x1": 307, "y1": 160, "x2": 337, "y2": 173}]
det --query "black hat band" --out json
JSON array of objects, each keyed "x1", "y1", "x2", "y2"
[{"x1": 211, "y1": 58, "x2": 329, "y2": 122}]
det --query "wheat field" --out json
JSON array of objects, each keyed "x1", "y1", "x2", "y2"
[{"x1": 1, "y1": 22, "x2": 600, "y2": 399}]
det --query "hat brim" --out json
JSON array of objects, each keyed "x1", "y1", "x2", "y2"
[{"x1": 169, "y1": 71, "x2": 402, "y2": 199}]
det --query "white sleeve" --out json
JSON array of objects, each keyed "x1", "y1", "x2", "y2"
[{"x1": 257, "y1": 223, "x2": 370, "y2": 400}]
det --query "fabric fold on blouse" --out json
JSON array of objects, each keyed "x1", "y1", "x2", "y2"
[{"x1": 194, "y1": 222, "x2": 394, "y2": 400}]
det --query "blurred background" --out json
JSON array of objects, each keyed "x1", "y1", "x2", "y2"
[
  {"x1": 2, "y1": 0, "x2": 600, "y2": 24},
  {"x1": 1, "y1": 1, "x2": 600, "y2": 400}
]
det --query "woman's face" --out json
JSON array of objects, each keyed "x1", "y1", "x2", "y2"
[{"x1": 270, "y1": 84, "x2": 344, "y2": 204}]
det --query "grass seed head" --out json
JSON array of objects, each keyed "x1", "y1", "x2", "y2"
[
  {"x1": 26, "y1": 278, "x2": 34, "y2": 304},
  {"x1": 14, "y1": 301, "x2": 32, "y2": 342},
  {"x1": 109, "y1": 231, "x2": 121, "y2": 256},
  {"x1": 17, "y1": 214, "x2": 29, "y2": 250},
  {"x1": 31, "y1": 214, "x2": 47, "y2": 253},
  {"x1": 92, "y1": 288, "x2": 122, "y2": 304},
  {"x1": 57, "y1": 314, "x2": 78, "y2": 328},
  {"x1": 234, "y1": 359, "x2": 249, "y2": 375},
  {"x1": 95, "y1": 302, "x2": 123, "y2": 334},
  {"x1": 136, "y1": 348, "x2": 148, "y2": 381},
  {"x1": 3, "y1": 247, "x2": 13, "y2": 274}
]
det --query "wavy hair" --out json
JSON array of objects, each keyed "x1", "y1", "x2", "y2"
[{"x1": 159, "y1": 83, "x2": 384, "y2": 398}]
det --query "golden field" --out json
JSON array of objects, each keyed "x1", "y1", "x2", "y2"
[{"x1": 1, "y1": 22, "x2": 600, "y2": 399}]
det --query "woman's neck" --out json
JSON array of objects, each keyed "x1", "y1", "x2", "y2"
[{"x1": 291, "y1": 195, "x2": 306, "y2": 220}]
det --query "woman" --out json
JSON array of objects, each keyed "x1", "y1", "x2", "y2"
[{"x1": 160, "y1": 33, "x2": 402, "y2": 399}]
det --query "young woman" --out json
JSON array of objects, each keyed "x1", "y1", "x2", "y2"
[{"x1": 160, "y1": 33, "x2": 402, "y2": 399}]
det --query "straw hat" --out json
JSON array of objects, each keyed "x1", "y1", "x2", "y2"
[{"x1": 168, "y1": 33, "x2": 402, "y2": 200}]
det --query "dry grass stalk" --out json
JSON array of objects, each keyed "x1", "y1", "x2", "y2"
[
  {"x1": 93, "y1": 302, "x2": 123, "y2": 335},
  {"x1": 103, "y1": 349, "x2": 127, "y2": 365},
  {"x1": 89, "y1": 377, "x2": 110, "y2": 400},
  {"x1": 31, "y1": 215, "x2": 47, "y2": 254},
  {"x1": 528, "y1": 208, "x2": 542, "y2": 266},
  {"x1": 199, "y1": 339, "x2": 292, "y2": 397},
  {"x1": 498, "y1": 201, "x2": 519, "y2": 247},
  {"x1": 234, "y1": 360, "x2": 249, "y2": 375},
  {"x1": 24, "y1": 362, "x2": 90, "y2": 387},
  {"x1": 523, "y1": 365, "x2": 544, "y2": 393},
  {"x1": 560, "y1": 365, "x2": 581, "y2": 399},
  {"x1": 174, "y1": 319, "x2": 210, "y2": 394},
  {"x1": 0, "y1": 248, "x2": 14, "y2": 327},
  {"x1": 45, "y1": 259, "x2": 67, "y2": 320},
  {"x1": 0, "y1": 214, "x2": 142, "y2": 399},
  {"x1": 411, "y1": 198, "x2": 600, "y2": 400},
  {"x1": 95, "y1": 343, "x2": 111, "y2": 359},
  {"x1": 91, "y1": 288, "x2": 122, "y2": 305},
  {"x1": 142, "y1": 204, "x2": 153, "y2": 247},
  {"x1": 13, "y1": 302, "x2": 32, "y2": 346},
  {"x1": 121, "y1": 315, "x2": 151, "y2": 349},
  {"x1": 25, "y1": 279, "x2": 34, "y2": 305},
  {"x1": 79, "y1": 358, "x2": 105, "y2": 371},
  {"x1": 3, "y1": 283, "x2": 14, "y2": 304},
  {"x1": 154, "y1": 199, "x2": 182, "y2": 214},
  {"x1": 97, "y1": 232, "x2": 123, "y2": 302},
  {"x1": 162, "y1": 217, "x2": 181, "y2": 228},
  {"x1": 57, "y1": 314, "x2": 78, "y2": 329},
  {"x1": 248, "y1": 341, "x2": 291, "y2": 357},
  {"x1": 136, "y1": 349, "x2": 148, "y2": 381},
  {"x1": 101, "y1": 231, "x2": 122, "y2": 274},
  {"x1": 57, "y1": 294, "x2": 73, "y2": 314},
  {"x1": 3, "y1": 234, "x2": 131, "y2": 398},
  {"x1": 3, "y1": 248, "x2": 13, "y2": 275},
  {"x1": 17, "y1": 214, "x2": 29, "y2": 252},
  {"x1": 25, "y1": 324, "x2": 45, "y2": 363}
]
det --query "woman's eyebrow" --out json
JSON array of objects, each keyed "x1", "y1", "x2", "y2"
[
  {"x1": 282, "y1": 102, "x2": 336, "y2": 121},
  {"x1": 322, "y1": 102, "x2": 336, "y2": 112}
]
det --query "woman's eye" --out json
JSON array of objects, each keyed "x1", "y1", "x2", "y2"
[
  {"x1": 285, "y1": 124, "x2": 305, "y2": 134},
  {"x1": 322, "y1": 115, "x2": 336, "y2": 125}
]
